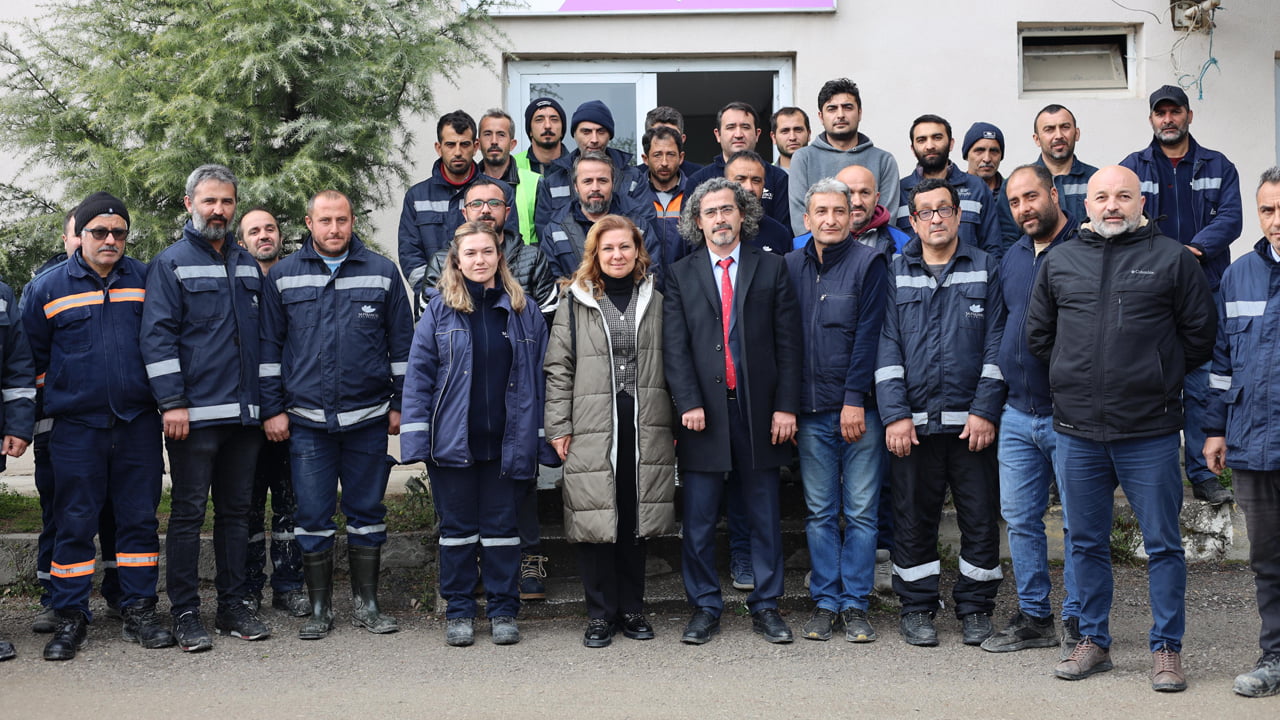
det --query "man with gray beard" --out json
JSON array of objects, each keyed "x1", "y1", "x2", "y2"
[
  {"x1": 142, "y1": 164, "x2": 270, "y2": 651},
  {"x1": 1027, "y1": 165, "x2": 1216, "y2": 692},
  {"x1": 541, "y1": 151, "x2": 653, "y2": 278}
]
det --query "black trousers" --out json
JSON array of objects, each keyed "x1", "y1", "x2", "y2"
[
  {"x1": 1235, "y1": 469, "x2": 1280, "y2": 655},
  {"x1": 890, "y1": 434, "x2": 1001, "y2": 617},
  {"x1": 578, "y1": 391, "x2": 647, "y2": 621}
]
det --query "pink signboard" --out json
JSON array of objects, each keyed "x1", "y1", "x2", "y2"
[{"x1": 491, "y1": 1, "x2": 836, "y2": 15}]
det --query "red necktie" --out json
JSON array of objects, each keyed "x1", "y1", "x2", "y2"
[{"x1": 718, "y1": 257, "x2": 736, "y2": 391}]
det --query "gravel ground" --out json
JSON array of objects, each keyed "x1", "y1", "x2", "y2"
[{"x1": 1, "y1": 562, "x2": 1276, "y2": 719}]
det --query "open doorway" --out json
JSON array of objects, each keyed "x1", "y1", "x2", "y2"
[{"x1": 507, "y1": 58, "x2": 791, "y2": 164}]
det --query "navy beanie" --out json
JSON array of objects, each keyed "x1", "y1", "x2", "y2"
[
  {"x1": 524, "y1": 97, "x2": 566, "y2": 139},
  {"x1": 73, "y1": 191, "x2": 130, "y2": 235},
  {"x1": 571, "y1": 100, "x2": 615, "y2": 138},
  {"x1": 962, "y1": 122, "x2": 1005, "y2": 159}
]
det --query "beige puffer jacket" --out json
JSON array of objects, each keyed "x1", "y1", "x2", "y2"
[{"x1": 543, "y1": 277, "x2": 676, "y2": 543}]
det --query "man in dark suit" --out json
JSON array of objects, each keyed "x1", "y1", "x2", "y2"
[{"x1": 663, "y1": 176, "x2": 802, "y2": 645}]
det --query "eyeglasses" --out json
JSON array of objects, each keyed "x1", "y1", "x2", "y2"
[
  {"x1": 464, "y1": 199, "x2": 505, "y2": 209},
  {"x1": 913, "y1": 206, "x2": 957, "y2": 221},
  {"x1": 83, "y1": 227, "x2": 129, "y2": 241},
  {"x1": 700, "y1": 204, "x2": 738, "y2": 220}
]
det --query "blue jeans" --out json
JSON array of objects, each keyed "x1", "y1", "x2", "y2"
[
  {"x1": 290, "y1": 422, "x2": 393, "y2": 554},
  {"x1": 998, "y1": 405, "x2": 1078, "y2": 620},
  {"x1": 797, "y1": 408, "x2": 885, "y2": 612},
  {"x1": 1057, "y1": 432, "x2": 1186, "y2": 652}
]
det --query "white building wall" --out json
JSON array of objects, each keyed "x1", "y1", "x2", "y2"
[
  {"x1": 408, "y1": 0, "x2": 1278, "y2": 256},
  {"x1": 1, "y1": 1, "x2": 1276, "y2": 255}
]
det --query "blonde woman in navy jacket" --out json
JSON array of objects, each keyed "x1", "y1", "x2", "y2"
[{"x1": 401, "y1": 222, "x2": 553, "y2": 647}]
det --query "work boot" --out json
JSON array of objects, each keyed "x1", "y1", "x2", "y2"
[
  {"x1": 961, "y1": 612, "x2": 995, "y2": 646},
  {"x1": 121, "y1": 599, "x2": 176, "y2": 649},
  {"x1": 299, "y1": 548, "x2": 335, "y2": 640},
  {"x1": 445, "y1": 617, "x2": 475, "y2": 647},
  {"x1": 1234, "y1": 652, "x2": 1280, "y2": 698},
  {"x1": 42, "y1": 609, "x2": 88, "y2": 661},
  {"x1": 349, "y1": 545, "x2": 398, "y2": 634},
  {"x1": 31, "y1": 606, "x2": 58, "y2": 634},
  {"x1": 0, "y1": 637, "x2": 14, "y2": 661},
  {"x1": 899, "y1": 611, "x2": 938, "y2": 647},
  {"x1": 490, "y1": 615, "x2": 520, "y2": 645}
]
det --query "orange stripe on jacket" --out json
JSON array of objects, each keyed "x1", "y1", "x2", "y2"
[{"x1": 43, "y1": 291, "x2": 104, "y2": 319}]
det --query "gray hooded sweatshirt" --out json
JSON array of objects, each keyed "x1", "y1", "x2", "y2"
[{"x1": 787, "y1": 132, "x2": 901, "y2": 236}]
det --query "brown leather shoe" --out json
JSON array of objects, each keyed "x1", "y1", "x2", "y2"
[
  {"x1": 1151, "y1": 646, "x2": 1187, "y2": 692},
  {"x1": 1054, "y1": 638, "x2": 1113, "y2": 680}
]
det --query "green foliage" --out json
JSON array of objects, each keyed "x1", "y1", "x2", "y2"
[
  {"x1": 0, "y1": 0, "x2": 507, "y2": 284},
  {"x1": 0, "y1": 482, "x2": 42, "y2": 533},
  {"x1": 1110, "y1": 506, "x2": 1143, "y2": 566},
  {"x1": 387, "y1": 471, "x2": 436, "y2": 532}
]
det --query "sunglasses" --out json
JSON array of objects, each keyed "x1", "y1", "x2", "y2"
[{"x1": 82, "y1": 227, "x2": 129, "y2": 241}]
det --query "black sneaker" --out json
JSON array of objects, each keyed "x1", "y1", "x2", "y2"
[
  {"x1": 961, "y1": 613, "x2": 994, "y2": 646},
  {"x1": 802, "y1": 607, "x2": 840, "y2": 641},
  {"x1": 842, "y1": 608, "x2": 877, "y2": 643},
  {"x1": 1192, "y1": 480, "x2": 1234, "y2": 506},
  {"x1": 1060, "y1": 616, "x2": 1082, "y2": 661},
  {"x1": 215, "y1": 602, "x2": 271, "y2": 641},
  {"x1": 980, "y1": 610, "x2": 1057, "y2": 653},
  {"x1": 121, "y1": 600, "x2": 176, "y2": 649},
  {"x1": 519, "y1": 554, "x2": 547, "y2": 600},
  {"x1": 900, "y1": 611, "x2": 938, "y2": 647},
  {"x1": 173, "y1": 610, "x2": 213, "y2": 653}
]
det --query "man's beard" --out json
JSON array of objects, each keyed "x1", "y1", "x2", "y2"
[
  {"x1": 582, "y1": 196, "x2": 609, "y2": 215},
  {"x1": 194, "y1": 211, "x2": 229, "y2": 241},
  {"x1": 1091, "y1": 213, "x2": 1140, "y2": 238}
]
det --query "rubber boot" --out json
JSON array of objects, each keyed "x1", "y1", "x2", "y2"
[
  {"x1": 349, "y1": 545, "x2": 398, "y2": 634},
  {"x1": 298, "y1": 549, "x2": 335, "y2": 640}
]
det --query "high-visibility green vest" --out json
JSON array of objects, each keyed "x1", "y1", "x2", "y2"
[{"x1": 511, "y1": 152, "x2": 543, "y2": 245}]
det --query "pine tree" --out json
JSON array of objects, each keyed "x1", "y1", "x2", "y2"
[{"x1": 0, "y1": 0, "x2": 505, "y2": 284}]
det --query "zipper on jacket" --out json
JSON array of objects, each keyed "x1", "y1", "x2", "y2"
[
  {"x1": 430, "y1": 324, "x2": 454, "y2": 465},
  {"x1": 1091, "y1": 241, "x2": 1114, "y2": 435}
]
